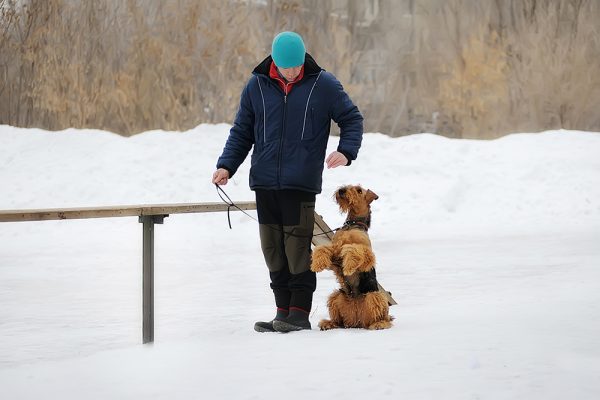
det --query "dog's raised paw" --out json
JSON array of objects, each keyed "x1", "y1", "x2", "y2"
[
  {"x1": 340, "y1": 244, "x2": 375, "y2": 275},
  {"x1": 311, "y1": 245, "x2": 334, "y2": 272}
]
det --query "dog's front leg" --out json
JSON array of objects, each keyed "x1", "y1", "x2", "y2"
[
  {"x1": 340, "y1": 244, "x2": 376, "y2": 275},
  {"x1": 311, "y1": 245, "x2": 335, "y2": 272}
]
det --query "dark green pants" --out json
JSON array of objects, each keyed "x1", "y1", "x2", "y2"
[{"x1": 255, "y1": 189, "x2": 316, "y2": 312}]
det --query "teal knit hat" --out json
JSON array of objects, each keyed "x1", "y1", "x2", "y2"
[{"x1": 271, "y1": 31, "x2": 306, "y2": 68}]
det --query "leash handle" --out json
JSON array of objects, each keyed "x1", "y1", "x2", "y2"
[
  {"x1": 215, "y1": 184, "x2": 233, "y2": 229},
  {"x1": 215, "y1": 184, "x2": 261, "y2": 229}
]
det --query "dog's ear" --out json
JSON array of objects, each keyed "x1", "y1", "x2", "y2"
[{"x1": 366, "y1": 189, "x2": 379, "y2": 204}]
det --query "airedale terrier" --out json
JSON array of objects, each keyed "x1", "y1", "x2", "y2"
[{"x1": 311, "y1": 185, "x2": 393, "y2": 330}]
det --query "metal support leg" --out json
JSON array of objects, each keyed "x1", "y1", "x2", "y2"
[{"x1": 139, "y1": 215, "x2": 167, "y2": 344}]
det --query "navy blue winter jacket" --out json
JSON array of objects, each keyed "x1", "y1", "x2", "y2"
[{"x1": 216, "y1": 54, "x2": 363, "y2": 194}]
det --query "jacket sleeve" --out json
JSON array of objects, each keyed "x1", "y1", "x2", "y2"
[
  {"x1": 216, "y1": 81, "x2": 255, "y2": 177},
  {"x1": 328, "y1": 76, "x2": 364, "y2": 165}
]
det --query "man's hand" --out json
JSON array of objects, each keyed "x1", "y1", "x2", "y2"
[
  {"x1": 212, "y1": 168, "x2": 230, "y2": 185},
  {"x1": 326, "y1": 151, "x2": 348, "y2": 169}
]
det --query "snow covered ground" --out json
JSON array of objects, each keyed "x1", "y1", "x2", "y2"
[{"x1": 0, "y1": 124, "x2": 599, "y2": 399}]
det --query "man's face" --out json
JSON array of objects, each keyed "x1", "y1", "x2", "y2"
[{"x1": 278, "y1": 65, "x2": 302, "y2": 81}]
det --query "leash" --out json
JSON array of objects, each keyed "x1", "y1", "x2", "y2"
[
  {"x1": 215, "y1": 183, "x2": 259, "y2": 229},
  {"x1": 215, "y1": 184, "x2": 340, "y2": 238}
]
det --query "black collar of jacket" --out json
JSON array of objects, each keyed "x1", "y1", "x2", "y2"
[{"x1": 252, "y1": 53, "x2": 323, "y2": 78}]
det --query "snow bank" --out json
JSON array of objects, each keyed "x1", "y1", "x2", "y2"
[{"x1": 1, "y1": 124, "x2": 599, "y2": 235}]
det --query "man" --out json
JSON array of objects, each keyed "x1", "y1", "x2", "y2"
[{"x1": 212, "y1": 31, "x2": 363, "y2": 332}]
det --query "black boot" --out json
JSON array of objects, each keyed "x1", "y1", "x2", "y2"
[
  {"x1": 254, "y1": 307, "x2": 288, "y2": 333},
  {"x1": 272, "y1": 290, "x2": 313, "y2": 332},
  {"x1": 272, "y1": 307, "x2": 311, "y2": 332}
]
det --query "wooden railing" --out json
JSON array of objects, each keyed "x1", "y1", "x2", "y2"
[
  {"x1": 0, "y1": 202, "x2": 256, "y2": 343},
  {"x1": 0, "y1": 203, "x2": 395, "y2": 343}
]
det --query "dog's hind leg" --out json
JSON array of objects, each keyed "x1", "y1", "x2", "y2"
[
  {"x1": 363, "y1": 292, "x2": 393, "y2": 330},
  {"x1": 318, "y1": 319, "x2": 340, "y2": 330},
  {"x1": 340, "y1": 244, "x2": 375, "y2": 276},
  {"x1": 320, "y1": 291, "x2": 345, "y2": 330},
  {"x1": 367, "y1": 319, "x2": 393, "y2": 330},
  {"x1": 311, "y1": 245, "x2": 335, "y2": 272}
]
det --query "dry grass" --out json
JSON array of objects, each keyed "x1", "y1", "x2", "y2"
[{"x1": 1, "y1": 0, "x2": 599, "y2": 138}]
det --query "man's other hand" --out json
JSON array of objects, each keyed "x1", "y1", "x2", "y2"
[{"x1": 326, "y1": 151, "x2": 348, "y2": 169}]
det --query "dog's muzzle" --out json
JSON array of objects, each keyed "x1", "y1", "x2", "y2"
[{"x1": 338, "y1": 187, "x2": 347, "y2": 197}]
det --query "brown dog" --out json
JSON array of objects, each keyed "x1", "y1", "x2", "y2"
[{"x1": 311, "y1": 185, "x2": 393, "y2": 330}]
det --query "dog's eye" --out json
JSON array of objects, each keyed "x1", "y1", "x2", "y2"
[{"x1": 357, "y1": 188, "x2": 362, "y2": 194}]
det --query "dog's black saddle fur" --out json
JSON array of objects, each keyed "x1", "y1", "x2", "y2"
[{"x1": 358, "y1": 269, "x2": 379, "y2": 293}]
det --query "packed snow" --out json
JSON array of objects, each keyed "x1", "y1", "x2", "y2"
[{"x1": 0, "y1": 124, "x2": 599, "y2": 399}]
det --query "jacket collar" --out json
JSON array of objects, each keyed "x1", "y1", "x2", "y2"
[
  {"x1": 253, "y1": 53, "x2": 323, "y2": 78},
  {"x1": 268, "y1": 61, "x2": 304, "y2": 95}
]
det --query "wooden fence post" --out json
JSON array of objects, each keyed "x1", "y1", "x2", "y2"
[{"x1": 139, "y1": 215, "x2": 167, "y2": 344}]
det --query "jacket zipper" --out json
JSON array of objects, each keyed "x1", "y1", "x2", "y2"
[{"x1": 266, "y1": 73, "x2": 319, "y2": 188}]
